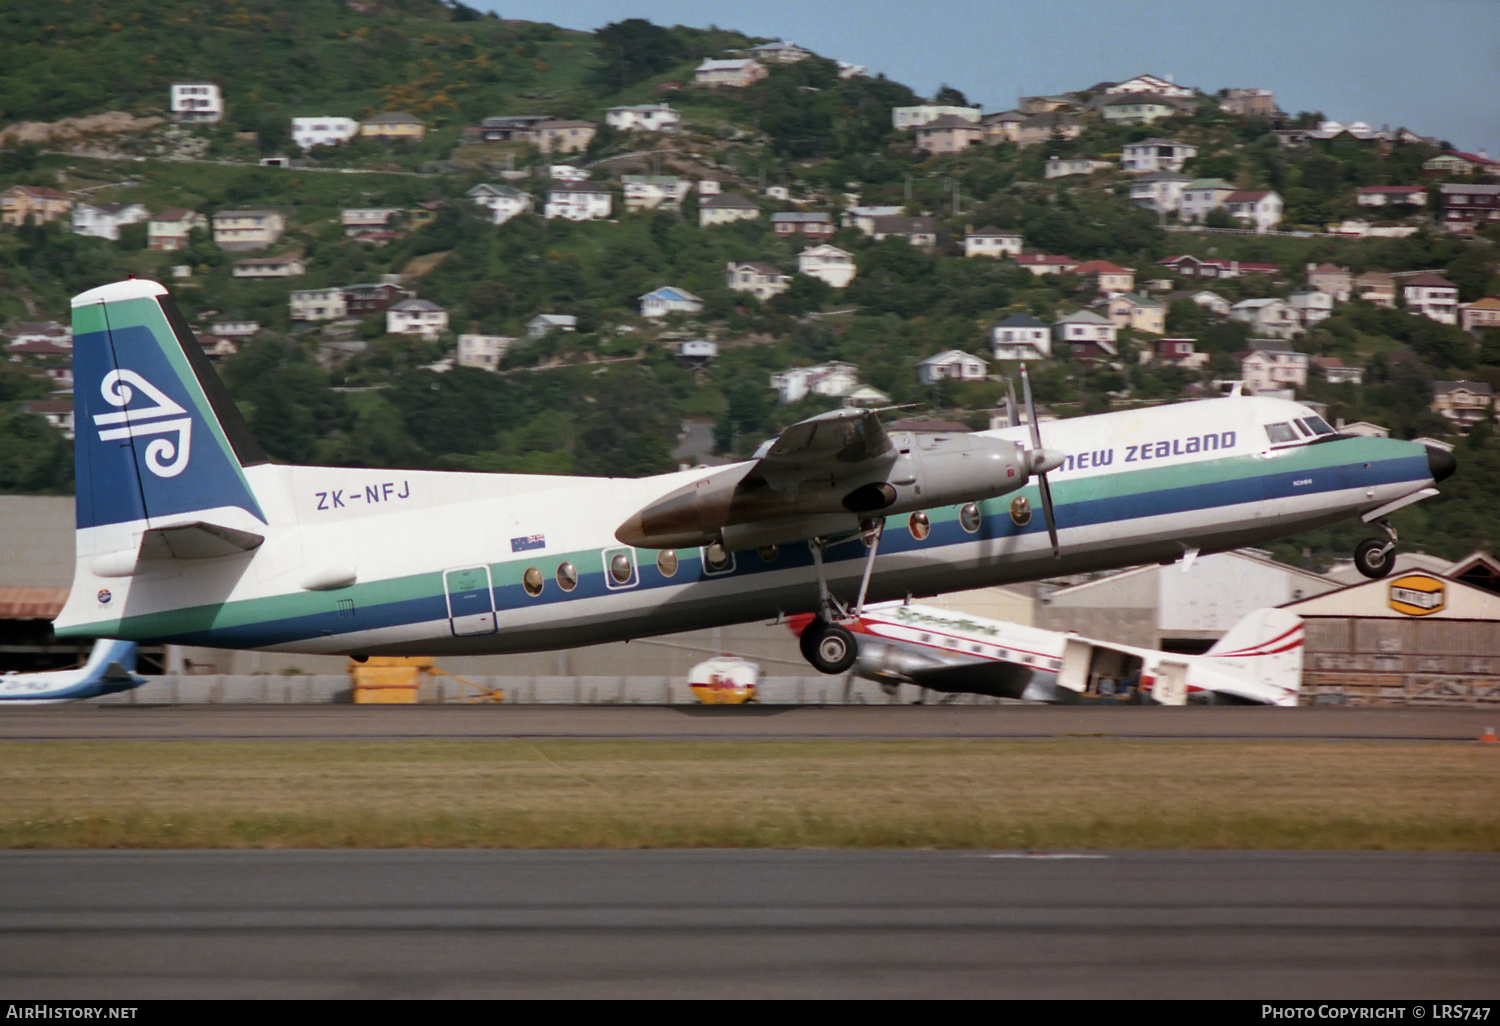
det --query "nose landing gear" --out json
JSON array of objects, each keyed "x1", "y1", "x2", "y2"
[{"x1": 1354, "y1": 521, "x2": 1399, "y2": 580}]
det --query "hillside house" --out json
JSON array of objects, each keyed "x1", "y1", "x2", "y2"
[
  {"x1": 209, "y1": 321, "x2": 260, "y2": 338},
  {"x1": 1164, "y1": 289, "x2": 1232, "y2": 316},
  {"x1": 748, "y1": 40, "x2": 813, "y2": 64},
  {"x1": 527, "y1": 314, "x2": 576, "y2": 339},
  {"x1": 915, "y1": 115, "x2": 985, "y2": 154},
  {"x1": 640, "y1": 287, "x2": 704, "y2": 319},
  {"x1": 1353, "y1": 271, "x2": 1397, "y2": 308},
  {"x1": 1099, "y1": 93, "x2": 1191, "y2": 125},
  {"x1": 1431, "y1": 381, "x2": 1495, "y2": 430},
  {"x1": 1306, "y1": 263, "x2": 1352, "y2": 302},
  {"x1": 1239, "y1": 341, "x2": 1308, "y2": 391},
  {"x1": 963, "y1": 227, "x2": 1023, "y2": 258},
  {"x1": 1403, "y1": 273, "x2": 1459, "y2": 324},
  {"x1": 621, "y1": 176, "x2": 689, "y2": 212},
  {"x1": 1149, "y1": 338, "x2": 1210, "y2": 370},
  {"x1": 843, "y1": 205, "x2": 904, "y2": 234},
  {"x1": 1120, "y1": 138, "x2": 1197, "y2": 173},
  {"x1": 797, "y1": 244, "x2": 856, "y2": 288},
  {"x1": 345, "y1": 281, "x2": 411, "y2": 315},
  {"x1": 771, "y1": 362, "x2": 860, "y2": 403},
  {"x1": 1104, "y1": 293, "x2": 1165, "y2": 334},
  {"x1": 171, "y1": 82, "x2": 222, "y2": 122},
  {"x1": 1312, "y1": 357, "x2": 1364, "y2": 385},
  {"x1": 604, "y1": 103, "x2": 681, "y2": 133},
  {"x1": 1105, "y1": 73, "x2": 1195, "y2": 98},
  {"x1": 1461, "y1": 297, "x2": 1500, "y2": 334},
  {"x1": 290, "y1": 288, "x2": 348, "y2": 322},
  {"x1": 545, "y1": 182, "x2": 612, "y2": 221},
  {"x1": 457, "y1": 334, "x2": 515, "y2": 372},
  {"x1": 1052, "y1": 310, "x2": 1118, "y2": 352},
  {"x1": 1129, "y1": 172, "x2": 1190, "y2": 214},
  {"x1": 471, "y1": 115, "x2": 554, "y2": 142},
  {"x1": 342, "y1": 208, "x2": 402, "y2": 239},
  {"x1": 1044, "y1": 156, "x2": 1111, "y2": 179},
  {"x1": 1223, "y1": 190, "x2": 1283, "y2": 233},
  {"x1": 918, "y1": 350, "x2": 988, "y2": 385},
  {"x1": 991, "y1": 313, "x2": 1052, "y2": 361},
  {"x1": 1231, "y1": 298, "x2": 1300, "y2": 339},
  {"x1": 699, "y1": 193, "x2": 760, "y2": 226},
  {"x1": 726, "y1": 262, "x2": 791, "y2": 302},
  {"x1": 1072, "y1": 260, "x2": 1135, "y2": 297},
  {"x1": 1159, "y1": 255, "x2": 1279, "y2": 280},
  {"x1": 694, "y1": 59, "x2": 768, "y2": 88},
  {"x1": 892, "y1": 105, "x2": 981, "y2": 130},
  {"x1": 361, "y1": 111, "x2": 427, "y2": 141},
  {"x1": 1220, "y1": 88, "x2": 1277, "y2": 116},
  {"x1": 771, "y1": 212, "x2": 835, "y2": 238},
  {"x1": 0, "y1": 186, "x2": 72, "y2": 228},
  {"x1": 292, "y1": 117, "x2": 359, "y2": 149},
  {"x1": 71, "y1": 202, "x2": 148, "y2": 241},
  {"x1": 1438, "y1": 183, "x2": 1500, "y2": 234},
  {"x1": 386, "y1": 299, "x2": 449, "y2": 339},
  {"x1": 1289, "y1": 291, "x2": 1334, "y2": 328},
  {"x1": 211, "y1": 209, "x2": 284, "y2": 251},
  {"x1": 147, "y1": 209, "x2": 207, "y2": 251},
  {"x1": 871, "y1": 216, "x2": 937, "y2": 249},
  {"x1": 1356, "y1": 185, "x2": 1426, "y2": 208},
  {"x1": 534, "y1": 120, "x2": 596, "y2": 155},
  {"x1": 1178, "y1": 179, "x2": 1236, "y2": 224},
  {"x1": 232, "y1": 253, "x2": 305, "y2": 279},
  {"x1": 468, "y1": 184, "x2": 533, "y2": 224}
]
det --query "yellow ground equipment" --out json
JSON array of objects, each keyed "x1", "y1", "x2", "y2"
[{"x1": 347, "y1": 657, "x2": 503, "y2": 704}]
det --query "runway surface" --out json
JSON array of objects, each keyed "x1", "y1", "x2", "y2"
[
  {"x1": 0, "y1": 849, "x2": 1495, "y2": 998},
  {"x1": 1, "y1": 703, "x2": 1496, "y2": 741}
]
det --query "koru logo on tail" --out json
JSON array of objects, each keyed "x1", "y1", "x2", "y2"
[{"x1": 92, "y1": 369, "x2": 192, "y2": 478}]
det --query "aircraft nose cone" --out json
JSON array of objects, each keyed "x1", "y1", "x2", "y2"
[{"x1": 1426, "y1": 444, "x2": 1457, "y2": 483}]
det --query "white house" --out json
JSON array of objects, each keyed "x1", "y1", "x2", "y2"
[
  {"x1": 544, "y1": 182, "x2": 612, "y2": 220},
  {"x1": 1044, "y1": 157, "x2": 1111, "y2": 179},
  {"x1": 770, "y1": 362, "x2": 860, "y2": 403},
  {"x1": 604, "y1": 104, "x2": 681, "y2": 133},
  {"x1": 1128, "y1": 171, "x2": 1191, "y2": 213},
  {"x1": 457, "y1": 334, "x2": 515, "y2": 371},
  {"x1": 211, "y1": 209, "x2": 285, "y2": 250},
  {"x1": 699, "y1": 193, "x2": 760, "y2": 226},
  {"x1": 639, "y1": 287, "x2": 704, "y2": 319},
  {"x1": 1239, "y1": 340, "x2": 1308, "y2": 392},
  {"x1": 748, "y1": 40, "x2": 813, "y2": 64},
  {"x1": 797, "y1": 244, "x2": 856, "y2": 289},
  {"x1": 991, "y1": 313, "x2": 1052, "y2": 361},
  {"x1": 232, "y1": 253, "x2": 305, "y2": 279},
  {"x1": 71, "y1": 202, "x2": 148, "y2": 241},
  {"x1": 1052, "y1": 310, "x2": 1118, "y2": 349},
  {"x1": 386, "y1": 299, "x2": 450, "y2": 339},
  {"x1": 1223, "y1": 190, "x2": 1283, "y2": 233},
  {"x1": 1230, "y1": 298, "x2": 1301, "y2": 339},
  {"x1": 1289, "y1": 291, "x2": 1334, "y2": 328},
  {"x1": 1178, "y1": 179, "x2": 1236, "y2": 223},
  {"x1": 342, "y1": 208, "x2": 402, "y2": 237},
  {"x1": 1402, "y1": 273, "x2": 1459, "y2": 325},
  {"x1": 918, "y1": 350, "x2": 988, "y2": 385},
  {"x1": 468, "y1": 183, "x2": 533, "y2": 224},
  {"x1": 1105, "y1": 74, "x2": 1195, "y2": 99},
  {"x1": 289, "y1": 289, "x2": 348, "y2": 322},
  {"x1": 621, "y1": 176, "x2": 690, "y2": 212},
  {"x1": 964, "y1": 227, "x2": 1024, "y2": 258},
  {"x1": 291, "y1": 117, "x2": 359, "y2": 149},
  {"x1": 891, "y1": 105, "x2": 981, "y2": 130},
  {"x1": 726, "y1": 262, "x2": 791, "y2": 302},
  {"x1": 171, "y1": 82, "x2": 223, "y2": 122},
  {"x1": 694, "y1": 59, "x2": 768, "y2": 88},
  {"x1": 1120, "y1": 138, "x2": 1198, "y2": 174}
]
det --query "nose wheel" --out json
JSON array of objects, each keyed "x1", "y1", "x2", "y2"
[{"x1": 1354, "y1": 522, "x2": 1398, "y2": 580}]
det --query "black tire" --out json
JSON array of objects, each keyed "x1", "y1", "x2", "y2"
[
  {"x1": 1354, "y1": 538, "x2": 1395, "y2": 579},
  {"x1": 799, "y1": 618, "x2": 824, "y2": 663},
  {"x1": 807, "y1": 623, "x2": 858, "y2": 675}
]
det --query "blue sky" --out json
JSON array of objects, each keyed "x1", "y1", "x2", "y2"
[{"x1": 472, "y1": 0, "x2": 1500, "y2": 155}]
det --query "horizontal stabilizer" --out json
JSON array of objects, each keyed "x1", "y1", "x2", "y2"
[{"x1": 90, "y1": 521, "x2": 265, "y2": 577}]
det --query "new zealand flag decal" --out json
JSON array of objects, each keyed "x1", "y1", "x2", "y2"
[{"x1": 510, "y1": 534, "x2": 546, "y2": 552}]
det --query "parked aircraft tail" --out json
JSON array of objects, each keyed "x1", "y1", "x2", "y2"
[
  {"x1": 1200, "y1": 608, "x2": 1304, "y2": 706},
  {"x1": 0, "y1": 639, "x2": 145, "y2": 703}
]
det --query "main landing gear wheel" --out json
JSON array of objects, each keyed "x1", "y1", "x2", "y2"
[
  {"x1": 1354, "y1": 537, "x2": 1395, "y2": 579},
  {"x1": 800, "y1": 619, "x2": 858, "y2": 675}
]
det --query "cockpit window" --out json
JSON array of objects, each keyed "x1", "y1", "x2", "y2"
[
  {"x1": 1292, "y1": 420, "x2": 1312, "y2": 437},
  {"x1": 1265, "y1": 422, "x2": 1298, "y2": 444},
  {"x1": 1302, "y1": 416, "x2": 1334, "y2": 435}
]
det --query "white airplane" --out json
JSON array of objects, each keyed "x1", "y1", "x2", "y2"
[
  {"x1": 52, "y1": 279, "x2": 1455, "y2": 675},
  {"x1": 0, "y1": 639, "x2": 147, "y2": 704},
  {"x1": 797, "y1": 601, "x2": 1304, "y2": 705}
]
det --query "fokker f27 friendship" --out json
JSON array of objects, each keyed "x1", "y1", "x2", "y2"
[{"x1": 53, "y1": 279, "x2": 1456, "y2": 674}]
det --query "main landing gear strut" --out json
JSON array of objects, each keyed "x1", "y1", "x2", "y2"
[
  {"x1": 1354, "y1": 520, "x2": 1398, "y2": 580},
  {"x1": 797, "y1": 518, "x2": 884, "y2": 674}
]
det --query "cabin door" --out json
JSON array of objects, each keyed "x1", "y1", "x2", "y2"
[{"x1": 444, "y1": 566, "x2": 497, "y2": 637}]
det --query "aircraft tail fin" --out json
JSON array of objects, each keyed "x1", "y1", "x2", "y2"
[
  {"x1": 70, "y1": 279, "x2": 269, "y2": 538},
  {"x1": 1203, "y1": 608, "x2": 1304, "y2": 706}
]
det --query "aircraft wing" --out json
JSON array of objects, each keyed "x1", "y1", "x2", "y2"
[
  {"x1": 899, "y1": 660, "x2": 1039, "y2": 700},
  {"x1": 743, "y1": 408, "x2": 894, "y2": 492}
]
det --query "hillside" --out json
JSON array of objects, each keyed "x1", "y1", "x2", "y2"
[{"x1": 1, "y1": 2, "x2": 1499, "y2": 566}]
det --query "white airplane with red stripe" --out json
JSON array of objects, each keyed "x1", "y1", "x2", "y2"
[{"x1": 805, "y1": 601, "x2": 1305, "y2": 705}]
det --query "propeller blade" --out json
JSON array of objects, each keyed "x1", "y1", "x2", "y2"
[
  {"x1": 1019, "y1": 365, "x2": 1061, "y2": 558},
  {"x1": 1005, "y1": 378, "x2": 1019, "y2": 430}
]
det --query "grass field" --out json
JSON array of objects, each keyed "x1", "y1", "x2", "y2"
[{"x1": 1, "y1": 738, "x2": 1496, "y2": 850}]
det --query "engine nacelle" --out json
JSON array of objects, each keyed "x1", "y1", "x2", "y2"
[{"x1": 616, "y1": 433, "x2": 1032, "y2": 549}]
